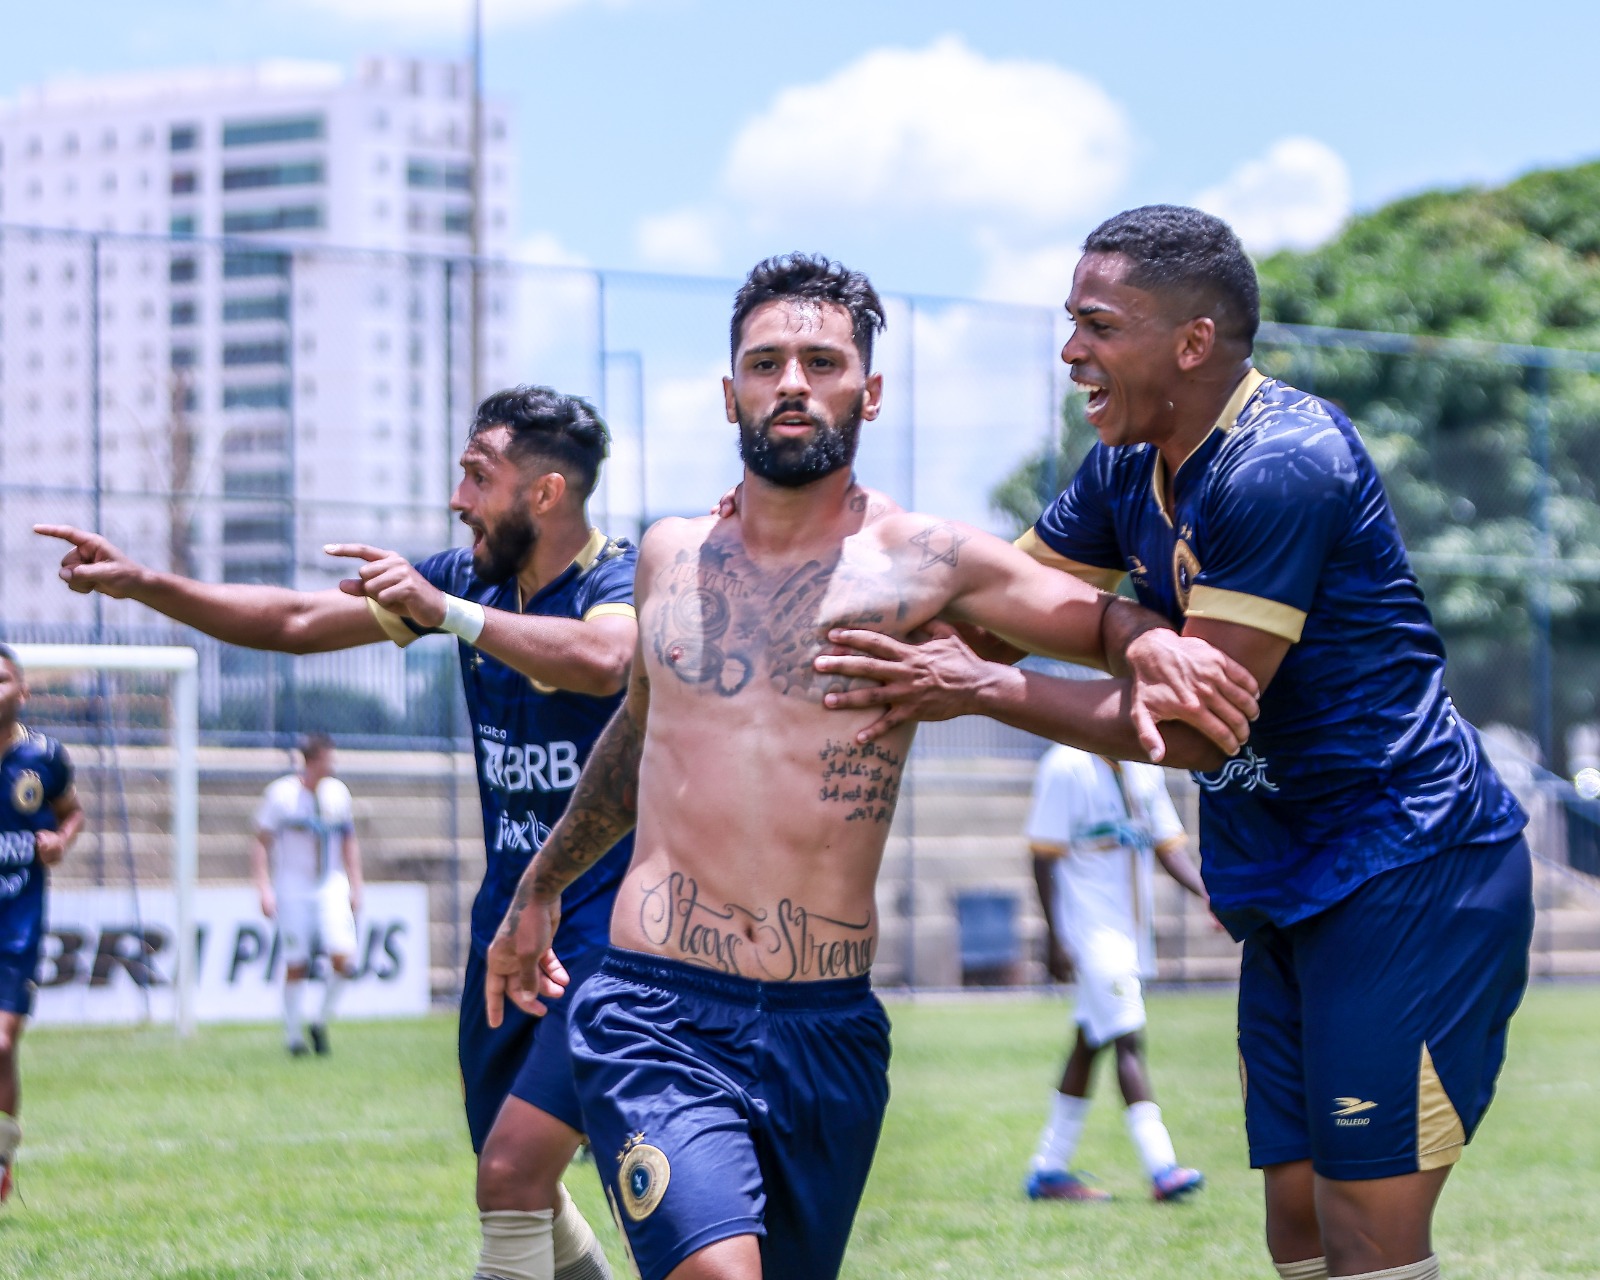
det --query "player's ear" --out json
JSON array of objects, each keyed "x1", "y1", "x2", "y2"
[
  {"x1": 722, "y1": 376, "x2": 738, "y2": 425},
  {"x1": 861, "y1": 371, "x2": 884, "y2": 423},
  {"x1": 529, "y1": 470, "x2": 567, "y2": 514},
  {"x1": 1176, "y1": 316, "x2": 1215, "y2": 372}
]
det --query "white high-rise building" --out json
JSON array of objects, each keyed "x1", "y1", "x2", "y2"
[{"x1": 0, "y1": 57, "x2": 517, "y2": 627}]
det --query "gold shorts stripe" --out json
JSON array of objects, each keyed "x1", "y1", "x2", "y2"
[
  {"x1": 1013, "y1": 530, "x2": 1126, "y2": 591},
  {"x1": 1185, "y1": 585, "x2": 1306, "y2": 643},
  {"x1": 1237, "y1": 1047, "x2": 1248, "y2": 1106},
  {"x1": 366, "y1": 597, "x2": 420, "y2": 648},
  {"x1": 583, "y1": 602, "x2": 637, "y2": 622},
  {"x1": 1417, "y1": 1041, "x2": 1466, "y2": 1171}
]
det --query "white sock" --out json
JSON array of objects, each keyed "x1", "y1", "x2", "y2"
[
  {"x1": 0, "y1": 1113, "x2": 20, "y2": 1165},
  {"x1": 476, "y1": 1207, "x2": 555, "y2": 1280},
  {"x1": 1124, "y1": 1100, "x2": 1178, "y2": 1177},
  {"x1": 1031, "y1": 1091, "x2": 1092, "y2": 1173},
  {"x1": 284, "y1": 981, "x2": 306, "y2": 1046},
  {"x1": 552, "y1": 1183, "x2": 611, "y2": 1280},
  {"x1": 1332, "y1": 1258, "x2": 1440, "y2": 1280},
  {"x1": 1275, "y1": 1259, "x2": 1329, "y2": 1280},
  {"x1": 318, "y1": 969, "x2": 347, "y2": 1026}
]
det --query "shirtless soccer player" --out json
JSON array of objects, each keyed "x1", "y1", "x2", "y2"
[
  {"x1": 818, "y1": 209, "x2": 1534, "y2": 1280},
  {"x1": 39, "y1": 387, "x2": 626, "y2": 1280},
  {"x1": 485, "y1": 254, "x2": 1261, "y2": 1280}
]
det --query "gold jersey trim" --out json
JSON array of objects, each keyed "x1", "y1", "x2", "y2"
[
  {"x1": 366, "y1": 597, "x2": 420, "y2": 649},
  {"x1": 1150, "y1": 368, "x2": 1269, "y2": 525},
  {"x1": 1185, "y1": 585, "x2": 1306, "y2": 644},
  {"x1": 584, "y1": 602, "x2": 637, "y2": 622},
  {"x1": 1013, "y1": 529, "x2": 1126, "y2": 592},
  {"x1": 1417, "y1": 1041, "x2": 1466, "y2": 1171}
]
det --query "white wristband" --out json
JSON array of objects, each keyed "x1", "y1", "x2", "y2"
[{"x1": 440, "y1": 594, "x2": 486, "y2": 645}]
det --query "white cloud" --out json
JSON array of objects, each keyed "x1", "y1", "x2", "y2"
[
  {"x1": 635, "y1": 207, "x2": 724, "y2": 273},
  {"x1": 514, "y1": 230, "x2": 589, "y2": 268},
  {"x1": 973, "y1": 232, "x2": 1081, "y2": 307},
  {"x1": 1194, "y1": 137, "x2": 1352, "y2": 254},
  {"x1": 719, "y1": 36, "x2": 1130, "y2": 227}
]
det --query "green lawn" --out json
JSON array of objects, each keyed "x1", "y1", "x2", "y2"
[{"x1": 4, "y1": 986, "x2": 1596, "y2": 1278}]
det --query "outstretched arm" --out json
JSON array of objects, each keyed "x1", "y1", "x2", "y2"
[
  {"x1": 484, "y1": 645, "x2": 650, "y2": 1025},
  {"x1": 36, "y1": 525, "x2": 382, "y2": 653}
]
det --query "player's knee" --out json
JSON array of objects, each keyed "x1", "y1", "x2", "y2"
[
  {"x1": 477, "y1": 1137, "x2": 559, "y2": 1210},
  {"x1": 0, "y1": 1026, "x2": 17, "y2": 1063}
]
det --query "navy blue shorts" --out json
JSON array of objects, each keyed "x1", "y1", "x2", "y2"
[
  {"x1": 457, "y1": 945, "x2": 599, "y2": 1154},
  {"x1": 570, "y1": 949, "x2": 892, "y2": 1280},
  {"x1": 0, "y1": 952, "x2": 35, "y2": 1017},
  {"x1": 1238, "y1": 835, "x2": 1532, "y2": 1180}
]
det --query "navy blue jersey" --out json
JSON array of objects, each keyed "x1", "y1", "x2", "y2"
[
  {"x1": 0, "y1": 726, "x2": 73, "y2": 958},
  {"x1": 1022, "y1": 372, "x2": 1525, "y2": 937},
  {"x1": 367, "y1": 530, "x2": 637, "y2": 956}
]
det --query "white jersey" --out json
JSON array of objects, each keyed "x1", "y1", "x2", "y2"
[
  {"x1": 255, "y1": 774, "x2": 354, "y2": 895},
  {"x1": 1026, "y1": 746, "x2": 1185, "y2": 978}
]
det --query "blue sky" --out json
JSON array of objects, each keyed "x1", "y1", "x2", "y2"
[{"x1": 6, "y1": 0, "x2": 1597, "y2": 304}]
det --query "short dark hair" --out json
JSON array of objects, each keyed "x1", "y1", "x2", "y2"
[
  {"x1": 0, "y1": 643, "x2": 18, "y2": 672},
  {"x1": 469, "y1": 385, "x2": 610, "y2": 500},
  {"x1": 731, "y1": 254, "x2": 887, "y2": 369},
  {"x1": 1083, "y1": 205, "x2": 1260, "y2": 346},
  {"x1": 298, "y1": 732, "x2": 335, "y2": 762}
]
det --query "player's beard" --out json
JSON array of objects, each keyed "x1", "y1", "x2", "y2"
[
  {"x1": 468, "y1": 507, "x2": 538, "y2": 585},
  {"x1": 737, "y1": 393, "x2": 863, "y2": 488}
]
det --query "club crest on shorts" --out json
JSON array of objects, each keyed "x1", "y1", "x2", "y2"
[
  {"x1": 10, "y1": 770, "x2": 43, "y2": 816},
  {"x1": 617, "y1": 1131, "x2": 670, "y2": 1221}
]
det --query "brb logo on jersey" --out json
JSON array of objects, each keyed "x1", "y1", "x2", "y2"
[
  {"x1": 0, "y1": 831, "x2": 36, "y2": 898},
  {"x1": 1195, "y1": 746, "x2": 1279, "y2": 794},
  {"x1": 478, "y1": 728, "x2": 580, "y2": 794}
]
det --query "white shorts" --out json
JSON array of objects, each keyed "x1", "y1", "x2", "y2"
[
  {"x1": 1070, "y1": 927, "x2": 1146, "y2": 1048},
  {"x1": 276, "y1": 873, "x2": 357, "y2": 968}
]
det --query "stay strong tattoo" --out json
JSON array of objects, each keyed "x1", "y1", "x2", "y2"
[{"x1": 637, "y1": 871, "x2": 877, "y2": 979}]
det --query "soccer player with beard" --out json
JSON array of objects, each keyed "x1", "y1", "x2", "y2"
[
  {"x1": 483, "y1": 255, "x2": 1261, "y2": 1280},
  {"x1": 37, "y1": 386, "x2": 628, "y2": 1280}
]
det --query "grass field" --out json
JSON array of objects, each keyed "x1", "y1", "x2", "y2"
[{"x1": 3, "y1": 985, "x2": 1597, "y2": 1279}]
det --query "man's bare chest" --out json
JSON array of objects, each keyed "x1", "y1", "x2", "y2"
[{"x1": 645, "y1": 539, "x2": 934, "y2": 701}]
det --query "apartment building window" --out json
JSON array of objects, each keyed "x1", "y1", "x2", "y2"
[
  {"x1": 406, "y1": 159, "x2": 471, "y2": 191},
  {"x1": 443, "y1": 207, "x2": 471, "y2": 234},
  {"x1": 171, "y1": 347, "x2": 197, "y2": 369},
  {"x1": 169, "y1": 257, "x2": 198, "y2": 284},
  {"x1": 171, "y1": 171, "x2": 198, "y2": 194},
  {"x1": 222, "y1": 294, "x2": 289, "y2": 322},
  {"x1": 169, "y1": 124, "x2": 199, "y2": 152},
  {"x1": 170, "y1": 214, "x2": 197, "y2": 237},
  {"x1": 222, "y1": 341, "x2": 287, "y2": 367},
  {"x1": 223, "y1": 382, "x2": 290, "y2": 409},
  {"x1": 222, "y1": 205, "x2": 321, "y2": 233},
  {"x1": 171, "y1": 300, "x2": 198, "y2": 326},
  {"x1": 222, "y1": 160, "x2": 324, "y2": 190},
  {"x1": 222, "y1": 515, "x2": 293, "y2": 545},
  {"x1": 223, "y1": 251, "x2": 290, "y2": 279},
  {"x1": 101, "y1": 128, "x2": 117, "y2": 152},
  {"x1": 223, "y1": 471, "x2": 290, "y2": 497},
  {"x1": 222, "y1": 116, "x2": 324, "y2": 147}
]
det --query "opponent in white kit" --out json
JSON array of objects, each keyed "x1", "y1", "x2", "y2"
[
  {"x1": 1024, "y1": 743, "x2": 1207, "y2": 1203},
  {"x1": 251, "y1": 732, "x2": 364, "y2": 1056}
]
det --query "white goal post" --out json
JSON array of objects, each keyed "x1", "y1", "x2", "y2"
[{"x1": 11, "y1": 644, "x2": 200, "y2": 1037}]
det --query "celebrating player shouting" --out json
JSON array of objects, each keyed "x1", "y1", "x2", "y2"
[
  {"x1": 487, "y1": 254, "x2": 1260, "y2": 1280},
  {"x1": 39, "y1": 386, "x2": 626, "y2": 1280},
  {"x1": 818, "y1": 209, "x2": 1533, "y2": 1280},
  {"x1": 0, "y1": 643, "x2": 85, "y2": 1203}
]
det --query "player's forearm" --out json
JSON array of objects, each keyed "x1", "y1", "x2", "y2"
[
  {"x1": 1157, "y1": 842, "x2": 1208, "y2": 899},
  {"x1": 126, "y1": 572, "x2": 349, "y2": 654},
  {"x1": 55, "y1": 806, "x2": 85, "y2": 855},
  {"x1": 473, "y1": 612, "x2": 631, "y2": 697},
  {"x1": 518, "y1": 698, "x2": 645, "y2": 905},
  {"x1": 1098, "y1": 596, "x2": 1174, "y2": 676}
]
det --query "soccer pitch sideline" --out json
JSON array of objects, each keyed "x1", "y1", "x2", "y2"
[{"x1": 3, "y1": 988, "x2": 1596, "y2": 1279}]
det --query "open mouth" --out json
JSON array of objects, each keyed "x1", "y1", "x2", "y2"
[{"x1": 1077, "y1": 378, "x2": 1110, "y2": 420}]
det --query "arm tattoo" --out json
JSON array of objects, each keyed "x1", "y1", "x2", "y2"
[
  {"x1": 506, "y1": 696, "x2": 645, "y2": 923},
  {"x1": 909, "y1": 521, "x2": 968, "y2": 571}
]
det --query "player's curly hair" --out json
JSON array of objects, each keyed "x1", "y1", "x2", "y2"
[
  {"x1": 470, "y1": 385, "x2": 610, "y2": 499},
  {"x1": 731, "y1": 253, "x2": 888, "y2": 370},
  {"x1": 1083, "y1": 205, "x2": 1260, "y2": 347}
]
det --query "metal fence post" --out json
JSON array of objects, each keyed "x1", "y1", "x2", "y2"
[{"x1": 1529, "y1": 364, "x2": 1554, "y2": 766}]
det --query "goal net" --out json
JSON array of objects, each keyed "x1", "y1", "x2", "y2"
[{"x1": 10, "y1": 644, "x2": 199, "y2": 1036}]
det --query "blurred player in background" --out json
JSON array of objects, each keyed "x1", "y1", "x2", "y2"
[
  {"x1": 38, "y1": 385, "x2": 627, "y2": 1280},
  {"x1": 819, "y1": 207, "x2": 1533, "y2": 1280},
  {"x1": 250, "y1": 732, "x2": 363, "y2": 1057},
  {"x1": 0, "y1": 643, "x2": 85, "y2": 1202},
  {"x1": 1023, "y1": 743, "x2": 1206, "y2": 1204}
]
